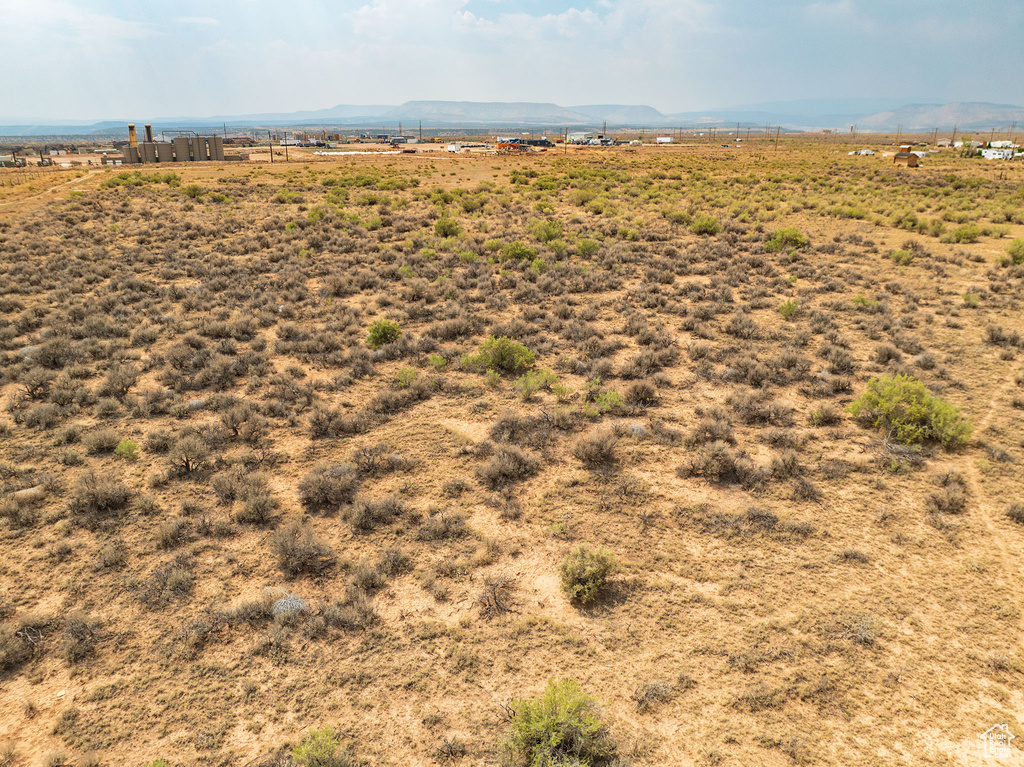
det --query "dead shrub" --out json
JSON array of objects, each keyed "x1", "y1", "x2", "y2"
[
  {"x1": 728, "y1": 391, "x2": 794, "y2": 426},
  {"x1": 68, "y1": 471, "x2": 132, "y2": 525},
  {"x1": 298, "y1": 463, "x2": 359, "y2": 512},
  {"x1": 1006, "y1": 503, "x2": 1024, "y2": 524},
  {"x1": 624, "y1": 381, "x2": 658, "y2": 407},
  {"x1": 348, "y1": 561, "x2": 387, "y2": 592},
  {"x1": 352, "y1": 443, "x2": 411, "y2": 475},
  {"x1": 320, "y1": 589, "x2": 377, "y2": 632},
  {"x1": 477, "y1": 445, "x2": 540, "y2": 489},
  {"x1": 634, "y1": 680, "x2": 676, "y2": 712},
  {"x1": 874, "y1": 343, "x2": 902, "y2": 365},
  {"x1": 61, "y1": 612, "x2": 102, "y2": 664},
  {"x1": 925, "y1": 471, "x2": 969, "y2": 514},
  {"x1": 82, "y1": 429, "x2": 120, "y2": 455},
  {"x1": 272, "y1": 518, "x2": 336, "y2": 576},
  {"x1": 572, "y1": 429, "x2": 618, "y2": 469},
  {"x1": 679, "y1": 442, "x2": 767, "y2": 488},
  {"x1": 686, "y1": 411, "x2": 735, "y2": 446},
  {"x1": 476, "y1": 576, "x2": 516, "y2": 618},
  {"x1": 345, "y1": 495, "x2": 406, "y2": 532},
  {"x1": 415, "y1": 509, "x2": 468, "y2": 541}
]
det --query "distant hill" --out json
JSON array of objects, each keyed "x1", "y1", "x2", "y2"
[
  {"x1": 569, "y1": 105, "x2": 669, "y2": 125},
  {"x1": 672, "y1": 100, "x2": 1024, "y2": 132},
  {"x1": 854, "y1": 102, "x2": 1024, "y2": 131},
  {"x1": 2, "y1": 100, "x2": 1023, "y2": 139},
  {"x1": 381, "y1": 101, "x2": 593, "y2": 126}
]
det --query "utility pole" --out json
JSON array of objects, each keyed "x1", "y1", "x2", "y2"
[
  {"x1": 283, "y1": 133, "x2": 289, "y2": 162},
  {"x1": 932, "y1": 127, "x2": 937, "y2": 145},
  {"x1": 268, "y1": 131, "x2": 274, "y2": 163},
  {"x1": 774, "y1": 126, "x2": 781, "y2": 152},
  {"x1": 951, "y1": 124, "x2": 957, "y2": 146},
  {"x1": 419, "y1": 120, "x2": 422, "y2": 140}
]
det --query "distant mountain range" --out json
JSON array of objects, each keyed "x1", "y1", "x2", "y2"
[{"x1": 3, "y1": 100, "x2": 1022, "y2": 139}]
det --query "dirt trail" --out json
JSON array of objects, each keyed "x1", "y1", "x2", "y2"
[
  {"x1": 955, "y1": 373, "x2": 1021, "y2": 583},
  {"x1": 0, "y1": 168, "x2": 102, "y2": 214}
]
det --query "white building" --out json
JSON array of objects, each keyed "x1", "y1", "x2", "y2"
[{"x1": 981, "y1": 148, "x2": 1014, "y2": 160}]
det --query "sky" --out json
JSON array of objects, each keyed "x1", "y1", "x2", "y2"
[{"x1": 4, "y1": 0, "x2": 1024, "y2": 122}]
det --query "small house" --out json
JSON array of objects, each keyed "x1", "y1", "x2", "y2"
[{"x1": 893, "y1": 152, "x2": 918, "y2": 167}]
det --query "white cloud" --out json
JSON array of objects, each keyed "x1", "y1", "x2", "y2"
[
  {"x1": 2, "y1": 0, "x2": 1021, "y2": 121},
  {"x1": 3, "y1": 0, "x2": 152, "y2": 45},
  {"x1": 176, "y1": 16, "x2": 221, "y2": 26}
]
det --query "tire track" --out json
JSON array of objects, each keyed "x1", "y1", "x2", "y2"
[{"x1": 955, "y1": 372, "x2": 1021, "y2": 584}]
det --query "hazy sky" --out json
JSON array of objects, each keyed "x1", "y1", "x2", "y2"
[{"x1": 5, "y1": 0, "x2": 1023, "y2": 121}]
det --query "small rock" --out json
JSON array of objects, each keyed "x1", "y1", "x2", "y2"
[{"x1": 13, "y1": 485, "x2": 46, "y2": 506}]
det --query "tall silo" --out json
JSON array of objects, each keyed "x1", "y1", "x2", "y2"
[
  {"x1": 210, "y1": 135, "x2": 225, "y2": 161},
  {"x1": 192, "y1": 137, "x2": 208, "y2": 161},
  {"x1": 155, "y1": 142, "x2": 173, "y2": 163},
  {"x1": 172, "y1": 137, "x2": 190, "y2": 162}
]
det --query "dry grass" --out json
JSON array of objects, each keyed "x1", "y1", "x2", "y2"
[{"x1": 0, "y1": 138, "x2": 1022, "y2": 766}]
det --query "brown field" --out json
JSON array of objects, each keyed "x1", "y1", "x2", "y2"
[{"x1": 0, "y1": 137, "x2": 1023, "y2": 767}]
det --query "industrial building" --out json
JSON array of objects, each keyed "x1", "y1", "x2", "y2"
[{"x1": 122, "y1": 124, "x2": 225, "y2": 164}]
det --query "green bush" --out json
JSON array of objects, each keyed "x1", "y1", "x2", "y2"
[
  {"x1": 949, "y1": 223, "x2": 981, "y2": 243},
  {"x1": 114, "y1": 439, "x2": 139, "y2": 461},
  {"x1": 889, "y1": 248, "x2": 915, "y2": 266},
  {"x1": 558, "y1": 545, "x2": 617, "y2": 604},
  {"x1": 576, "y1": 238, "x2": 600, "y2": 257},
  {"x1": 764, "y1": 227, "x2": 808, "y2": 252},
  {"x1": 434, "y1": 218, "x2": 461, "y2": 237},
  {"x1": 467, "y1": 336, "x2": 536, "y2": 374},
  {"x1": 690, "y1": 215, "x2": 721, "y2": 236},
  {"x1": 293, "y1": 725, "x2": 355, "y2": 767},
  {"x1": 365, "y1": 319, "x2": 401, "y2": 350},
  {"x1": 1007, "y1": 239, "x2": 1024, "y2": 265},
  {"x1": 531, "y1": 219, "x2": 564, "y2": 243},
  {"x1": 777, "y1": 299, "x2": 799, "y2": 319},
  {"x1": 847, "y1": 374, "x2": 972, "y2": 448},
  {"x1": 514, "y1": 369, "x2": 558, "y2": 401},
  {"x1": 499, "y1": 679, "x2": 616, "y2": 767},
  {"x1": 500, "y1": 241, "x2": 538, "y2": 262},
  {"x1": 662, "y1": 209, "x2": 692, "y2": 226}
]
